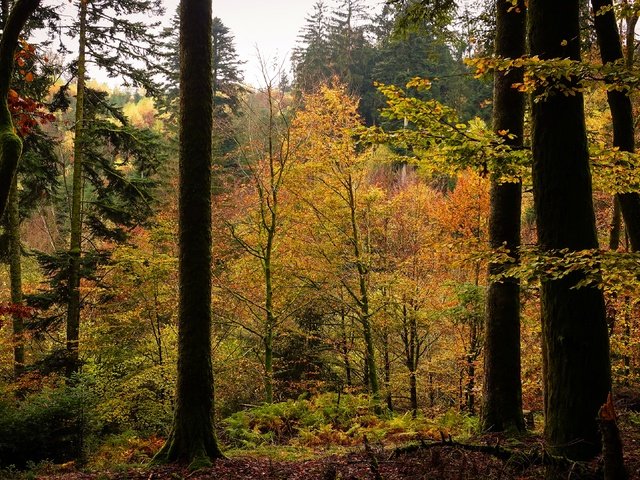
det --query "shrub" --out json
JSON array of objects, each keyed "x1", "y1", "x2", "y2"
[{"x1": 0, "y1": 376, "x2": 97, "y2": 467}]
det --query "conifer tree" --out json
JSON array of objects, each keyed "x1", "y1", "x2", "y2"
[
  {"x1": 292, "y1": 1, "x2": 332, "y2": 92},
  {"x1": 62, "y1": 0, "x2": 163, "y2": 377}
]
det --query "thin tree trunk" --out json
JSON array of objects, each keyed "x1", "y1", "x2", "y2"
[
  {"x1": 340, "y1": 310, "x2": 352, "y2": 387},
  {"x1": 347, "y1": 174, "x2": 380, "y2": 408},
  {"x1": 264, "y1": 314, "x2": 274, "y2": 403},
  {"x1": 8, "y1": 177, "x2": 24, "y2": 376},
  {"x1": 383, "y1": 327, "x2": 392, "y2": 411},
  {"x1": 609, "y1": 198, "x2": 622, "y2": 250},
  {"x1": 66, "y1": 0, "x2": 87, "y2": 379},
  {"x1": 482, "y1": 0, "x2": 526, "y2": 434},
  {"x1": 529, "y1": 0, "x2": 612, "y2": 460},
  {"x1": 153, "y1": 0, "x2": 224, "y2": 466}
]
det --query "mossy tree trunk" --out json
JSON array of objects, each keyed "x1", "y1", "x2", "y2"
[
  {"x1": 346, "y1": 173, "x2": 380, "y2": 409},
  {"x1": 1, "y1": 0, "x2": 25, "y2": 378},
  {"x1": 529, "y1": 0, "x2": 612, "y2": 460},
  {"x1": 401, "y1": 302, "x2": 419, "y2": 418},
  {"x1": 8, "y1": 177, "x2": 24, "y2": 376},
  {"x1": 0, "y1": 0, "x2": 41, "y2": 218},
  {"x1": 153, "y1": 0, "x2": 224, "y2": 467},
  {"x1": 481, "y1": 0, "x2": 526, "y2": 433},
  {"x1": 65, "y1": 0, "x2": 87, "y2": 379}
]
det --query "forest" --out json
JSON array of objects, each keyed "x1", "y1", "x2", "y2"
[{"x1": 0, "y1": 0, "x2": 639, "y2": 478}]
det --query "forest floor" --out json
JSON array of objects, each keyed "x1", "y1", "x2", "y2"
[
  {"x1": 6, "y1": 402, "x2": 640, "y2": 480},
  {"x1": 9, "y1": 413, "x2": 640, "y2": 480}
]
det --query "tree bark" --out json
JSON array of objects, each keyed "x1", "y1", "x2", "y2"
[
  {"x1": 8, "y1": 177, "x2": 24, "y2": 376},
  {"x1": 347, "y1": 174, "x2": 380, "y2": 409},
  {"x1": 529, "y1": 0, "x2": 612, "y2": 460},
  {"x1": 65, "y1": 0, "x2": 87, "y2": 379},
  {"x1": 481, "y1": 0, "x2": 526, "y2": 434},
  {"x1": 0, "y1": 0, "x2": 41, "y2": 219},
  {"x1": 153, "y1": 0, "x2": 224, "y2": 467},
  {"x1": 592, "y1": 0, "x2": 640, "y2": 253}
]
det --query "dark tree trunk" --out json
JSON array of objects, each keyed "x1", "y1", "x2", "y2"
[
  {"x1": 153, "y1": 0, "x2": 223, "y2": 467},
  {"x1": 529, "y1": 0, "x2": 612, "y2": 460},
  {"x1": 481, "y1": 0, "x2": 526, "y2": 433},
  {"x1": 592, "y1": 0, "x2": 640, "y2": 252}
]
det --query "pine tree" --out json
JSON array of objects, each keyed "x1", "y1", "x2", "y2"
[
  {"x1": 159, "y1": 14, "x2": 244, "y2": 109},
  {"x1": 30, "y1": 86, "x2": 163, "y2": 374},
  {"x1": 292, "y1": 1, "x2": 332, "y2": 92},
  {"x1": 61, "y1": 0, "x2": 164, "y2": 377}
]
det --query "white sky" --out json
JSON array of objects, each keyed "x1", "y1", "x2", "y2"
[{"x1": 162, "y1": 0, "x2": 384, "y2": 87}]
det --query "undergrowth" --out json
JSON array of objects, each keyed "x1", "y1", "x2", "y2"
[{"x1": 221, "y1": 393, "x2": 479, "y2": 451}]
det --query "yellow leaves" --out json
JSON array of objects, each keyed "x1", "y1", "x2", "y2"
[
  {"x1": 405, "y1": 77, "x2": 432, "y2": 91},
  {"x1": 560, "y1": 39, "x2": 568, "y2": 47}
]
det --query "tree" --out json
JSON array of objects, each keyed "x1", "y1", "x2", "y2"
[
  {"x1": 0, "y1": 0, "x2": 41, "y2": 218},
  {"x1": 481, "y1": 0, "x2": 526, "y2": 433},
  {"x1": 292, "y1": 1, "x2": 332, "y2": 93},
  {"x1": 153, "y1": 0, "x2": 224, "y2": 466},
  {"x1": 219, "y1": 69, "x2": 302, "y2": 404},
  {"x1": 591, "y1": 0, "x2": 640, "y2": 253},
  {"x1": 291, "y1": 84, "x2": 382, "y2": 409},
  {"x1": 529, "y1": 0, "x2": 611, "y2": 460},
  {"x1": 63, "y1": 0, "x2": 163, "y2": 378},
  {"x1": 65, "y1": 0, "x2": 88, "y2": 378}
]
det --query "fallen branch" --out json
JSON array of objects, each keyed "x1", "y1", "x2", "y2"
[{"x1": 390, "y1": 434, "x2": 594, "y2": 476}]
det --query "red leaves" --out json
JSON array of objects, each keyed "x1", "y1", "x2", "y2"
[
  {"x1": 0, "y1": 302, "x2": 35, "y2": 319},
  {"x1": 9, "y1": 92, "x2": 56, "y2": 136}
]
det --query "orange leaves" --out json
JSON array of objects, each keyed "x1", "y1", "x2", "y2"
[
  {"x1": 15, "y1": 38, "x2": 36, "y2": 83},
  {"x1": 8, "y1": 91, "x2": 56, "y2": 136},
  {"x1": 9, "y1": 38, "x2": 53, "y2": 136}
]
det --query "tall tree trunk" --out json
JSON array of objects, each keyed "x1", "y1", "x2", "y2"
[
  {"x1": 8, "y1": 177, "x2": 24, "y2": 376},
  {"x1": 481, "y1": 0, "x2": 526, "y2": 433},
  {"x1": 65, "y1": 0, "x2": 87, "y2": 379},
  {"x1": 153, "y1": 0, "x2": 224, "y2": 467},
  {"x1": 592, "y1": 0, "x2": 640, "y2": 252},
  {"x1": 529, "y1": 0, "x2": 612, "y2": 460}
]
